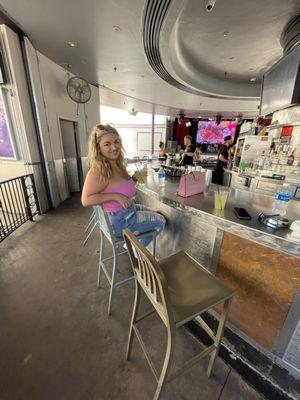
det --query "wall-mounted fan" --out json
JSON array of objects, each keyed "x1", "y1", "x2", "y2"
[
  {"x1": 67, "y1": 76, "x2": 91, "y2": 103},
  {"x1": 66, "y1": 76, "x2": 91, "y2": 115}
]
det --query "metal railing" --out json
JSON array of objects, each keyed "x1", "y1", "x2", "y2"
[{"x1": 0, "y1": 174, "x2": 41, "y2": 242}]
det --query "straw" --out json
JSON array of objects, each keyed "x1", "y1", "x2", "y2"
[{"x1": 216, "y1": 183, "x2": 223, "y2": 210}]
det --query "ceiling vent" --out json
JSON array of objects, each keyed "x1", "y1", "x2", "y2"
[
  {"x1": 281, "y1": 14, "x2": 300, "y2": 54},
  {"x1": 143, "y1": 0, "x2": 219, "y2": 98}
]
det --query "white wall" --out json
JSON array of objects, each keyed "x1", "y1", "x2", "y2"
[
  {"x1": 0, "y1": 25, "x2": 48, "y2": 209},
  {"x1": 25, "y1": 39, "x2": 100, "y2": 207},
  {"x1": 100, "y1": 105, "x2": 166, "y2": 158}
]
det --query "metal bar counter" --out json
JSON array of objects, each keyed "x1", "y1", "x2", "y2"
[
  {"x1": 136, "y1": 170, "x2": 300, "y2": 262},
  {"x1": 136, "y1": 170, "x2": 300, "y2": 384}
]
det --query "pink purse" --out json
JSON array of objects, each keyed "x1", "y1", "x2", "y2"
[{"x1": 177, "y1": 171, "x2": 205, "y2": 197}]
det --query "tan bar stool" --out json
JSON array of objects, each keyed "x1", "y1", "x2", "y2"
[
  {"x1": 94, "y1": 206, "x2": 157, "y2": 315},
  {"x1": 123, "y1": 229, "x2": 233, "y2": 400}
]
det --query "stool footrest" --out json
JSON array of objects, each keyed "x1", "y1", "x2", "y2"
[
  {"x1": 100, "y1": 262, "x2": 133, "y2": 288},
  {"x1": 102, "y1": 250, "x2": 127, "y2": 263},
  {"x1": 133, "y1": 324, "x2": 159, "y2": 382},
  {"x1": 135, "y1": 309, "x2": 156, "y2": 323},
  {"x1": 195, "y1": 315, "x2": 216, "y2": 341},
  {"x1": 114, "y1": 276, "x2": 134, "y2": 287},
  {"x1": 166, "y1": 344, "x2": 216, "y2": 384}
]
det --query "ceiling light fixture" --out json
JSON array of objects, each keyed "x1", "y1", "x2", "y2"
[
  {"x1": 64, "y1": 62, "x2": 72, "y2": 70},
  {"x1": 215, "y1": 114, "x2": 222, "y2": 126},
  {"x1": 223, "y1": 31, "x2": 230, "y2": 37},
  {"x1": 67, "y1": 41, "x2": 77, "y2": 48},
  {"x1": 204, "y1": 0, "x2": 216, "y2": 12},
  {"x1": 128, "y1": 107, "x2": 138, "y2": 116},
  {"x1": 250, "y1": 77, "x2": 256, "y2": 82},
  {"x1": 178, "y1": 113, "x2": 185, "y2": 125}
]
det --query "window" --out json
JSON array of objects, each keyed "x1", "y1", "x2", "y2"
[{"x1": 0, "y1": 89, "x2": 16, "y2": 159}]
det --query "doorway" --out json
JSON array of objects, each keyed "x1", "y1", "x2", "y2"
[{"x1": 58, "y1": 119, "x2": 83, "y2": 199}]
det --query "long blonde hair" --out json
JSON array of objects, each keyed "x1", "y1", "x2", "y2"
[{"x1": 88, "y1": 124, "x2": 130, "y2": 180}]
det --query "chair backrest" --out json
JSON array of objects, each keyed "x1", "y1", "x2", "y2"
[
  {"x1": 123, "y1": 229, "x2": 174, "y2": 327},
  {"x1": 94, "y1": 205, "x2": 117, "y2": 244}
]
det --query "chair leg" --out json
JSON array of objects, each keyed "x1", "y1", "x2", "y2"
[
  {"x1": 207, "y1": 297, "x2": 232, "y2": 378},
  {"x1": 107, "y1": 244, "x2": 117, "y2": 316},
  {"x1": 126, "y1": 279, "x2": 141, "y2": 361},
  {"x1": 152, "y1": 235, "x2": 156, "y2": 258},
  {"x1": 153, "y1": 326, "x2": 175, "y2": 400},
  {"x1": 83, "y1": 221, "x2": 97, "y2": 246},
  {"x1": 84, "y1": 211, "x2": 95, "y2": 233},
  {"x1": 97, "y1": 230, "x2": 104, "y2": 288}
]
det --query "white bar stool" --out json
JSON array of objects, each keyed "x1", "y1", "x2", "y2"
[{"x1": 94, "y1": 205, "x2": 157, "y2": 315}]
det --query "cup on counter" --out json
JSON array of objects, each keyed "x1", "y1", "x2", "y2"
[
  {"x1": 135, "y1": 164, "x2": 148, "y2": 184},
  {"x1": 214, "y1": 190, "x2": 229, "y2": 210}
]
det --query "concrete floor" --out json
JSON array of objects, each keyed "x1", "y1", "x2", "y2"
[{"x1": 0, "y1": 195, "x2": 264, "y2": 400}]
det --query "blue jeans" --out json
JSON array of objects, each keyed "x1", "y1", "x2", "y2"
[{"x1": 107, "y1": 203, "x2": 165, "y2": 246}]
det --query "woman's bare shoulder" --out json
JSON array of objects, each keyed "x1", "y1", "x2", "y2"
[{"x1": 86, "y1": 167, "x2": 108, "y2": 188}]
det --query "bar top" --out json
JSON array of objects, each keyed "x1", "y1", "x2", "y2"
[{"x1": 137, "y1": 169, "x2": 300, "y2": 258}]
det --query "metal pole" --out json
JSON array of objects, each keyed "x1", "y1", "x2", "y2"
[{"x1": 151, "y1": 105, "x2": 155, "y2": 155}]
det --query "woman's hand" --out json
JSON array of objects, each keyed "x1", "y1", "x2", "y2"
[{"x1": 113, "y1": 193, "x2": 133, "y2": 208}]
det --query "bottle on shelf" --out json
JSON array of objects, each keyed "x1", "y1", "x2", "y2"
[
  {"x1": 258, "y1": 151, "x2": 265, "y2": 170},
  {"x1": 158, "y1": 167, "x2": 166, "y2": 187}
]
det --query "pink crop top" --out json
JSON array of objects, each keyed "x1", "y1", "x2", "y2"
[{"x1": 101, "y1": 179, "x2": 136, "y2": 213}]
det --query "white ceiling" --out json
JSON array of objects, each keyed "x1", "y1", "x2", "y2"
[{"x1": 1, "y1": 0, "x2": 300, "y2": 118}]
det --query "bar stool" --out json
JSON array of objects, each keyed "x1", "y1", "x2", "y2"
[
  {"x1": 123, "y1": 229, "x2": 233, "y2": 400},
  {"x1": 94, "y1": 206, "x2": 157, "y2": 315},
  {"x1": 83, "y1": 209, "x2": 96, "y2": 246}
]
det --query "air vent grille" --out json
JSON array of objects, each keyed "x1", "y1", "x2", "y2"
[
  {"x1": 281, "y1": 14, "x2": 300, "y2": 54},
  {"x1": 143, "y1": 0, "x2": 216, "y2": 97}
]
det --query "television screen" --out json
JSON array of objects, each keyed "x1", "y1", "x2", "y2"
[{"x1": 196, "y1": 121, "x2": 237, "y2": 144}]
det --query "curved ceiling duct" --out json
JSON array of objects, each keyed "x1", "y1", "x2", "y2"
[
  {"x1": 143, "y1": 0, "x2": 226, "y2": 99},
  {"x1": 280, "y1": 14, "x2": 300, "y2": 54}
]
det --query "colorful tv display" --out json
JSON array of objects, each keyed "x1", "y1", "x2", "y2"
[{"x1": 196, "y1": 120, "x2": 237, "y2": 144}]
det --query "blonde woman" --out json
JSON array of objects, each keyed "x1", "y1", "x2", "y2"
[{"x1": 81, "y1": 124, "x2": 165, "y2": 246}]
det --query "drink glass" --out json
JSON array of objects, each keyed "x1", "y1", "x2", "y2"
[
  {"x1": 136, "y1": 164, "x2": 147, "y2": 184},
  {"x1": 214, "y1": 190, "x2": 228, "y2": 210}
]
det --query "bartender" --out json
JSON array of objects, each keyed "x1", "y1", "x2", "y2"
[
  {"x1": 214, "y1": 135, "x2": 233, "y2": 185},
  {"x1": 181, "y1": 135, "x2": 196, "y2": 165},
  {"x1": 158, "y1": 141, "x2": 167, "y2": 159}
]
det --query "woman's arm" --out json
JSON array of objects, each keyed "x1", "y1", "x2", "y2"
[
  {"x1": 219, "y1": 154, "x2": 228, "y2": 164},
  {"x1": 81, "y1": 169, "x2": 132, "y2": 208}
]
